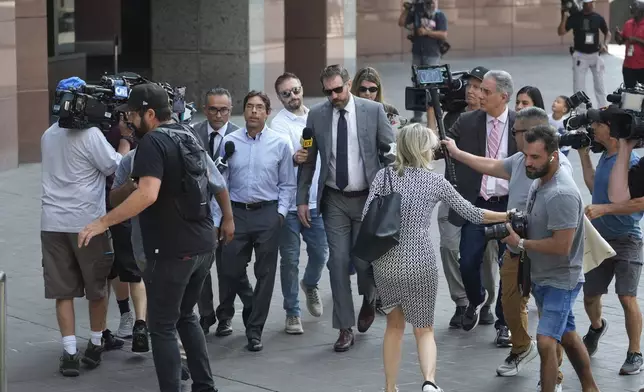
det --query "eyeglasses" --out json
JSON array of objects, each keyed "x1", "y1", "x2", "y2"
[
  {"x1": 322, "y1": 85, "x2": 345, "y2": 96},
  {"x1": 359, "y1": 86, "x2": 379, "y2": 93},
  {"x1": 511, "y1": 128, "x2": 527, "y2": 137},
  {"x1": 279, "y1": 86, "x2": 302, "y2": 99},
  {"x1": 207, "y1": 106, "x2": 231, "y2": 116}
]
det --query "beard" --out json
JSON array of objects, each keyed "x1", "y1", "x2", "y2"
[
  {"x1": 286, "y1": 98, "x2": 301, "y2": 111},
  {"x1": 525, "y1": 162, "x2": 550, "y2": 179},
  {"x1": 133, "y1": 120, "x2": 150, "y2": 139}
]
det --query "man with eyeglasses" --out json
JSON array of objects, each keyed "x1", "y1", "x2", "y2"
[
  {"x1": 270, "y1": 72, "x2": 329, "y2": 335},
  {"x1": 297, "y1": 64, "x2": 394, "y2": 352},
  {"x1": 442, "y1": 107, "x2": 572, "y2": 391},
  {"x1": 193, "y1": 87, "x2": 245, "y2": 337}
]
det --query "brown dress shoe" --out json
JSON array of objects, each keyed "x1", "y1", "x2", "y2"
[
  {"x1": 357, "y1": 297, "x2": 375, "y2": 333},
  {"x1": 333, "y1": 328, "x2": 354, "y2": 352}
]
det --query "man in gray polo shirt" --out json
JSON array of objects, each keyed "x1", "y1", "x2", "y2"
[
  {"x1": 442, "y1": 107, "x2": 572, "y2": 389},
  {"x1": 501, "y1": 125, "x2": 599, "y2": 392}
]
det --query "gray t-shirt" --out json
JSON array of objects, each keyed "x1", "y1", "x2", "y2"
[
  {"x1": 502, "y1": 151, "x2": 573, "y2": 253},
  {"x1": 41, "y1": 123, "x2": 121, "y2": 232},
  {"x1": 525, "y1": 167, "x2": 585, "y2": 290}
]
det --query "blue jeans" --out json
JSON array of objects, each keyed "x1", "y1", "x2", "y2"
[
  {"x1": 532, "y1": 282, "x2": 583, "y2": 342},
  {"x1": 279, "y1": 209, "x2": 329, "y2": 317}
]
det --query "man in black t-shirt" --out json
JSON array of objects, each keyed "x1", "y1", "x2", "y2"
[
  {"x1": 398, "y1": 0, "x2": 448, "y2": 123},
  {"x1": 78, "y1": 83, "x2": 234, "y2": 392},
  {"x1": 557, "y1": 0, "x2": 609, "y2": 108}
]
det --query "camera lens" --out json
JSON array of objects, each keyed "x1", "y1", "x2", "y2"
[{"x1": 484, "y1": 224, "x2": 510, "y2": 241}]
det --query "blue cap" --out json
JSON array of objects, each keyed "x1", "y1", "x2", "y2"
[{"x1": 56, "y1": 77, "x2": 86, "y2": 91}]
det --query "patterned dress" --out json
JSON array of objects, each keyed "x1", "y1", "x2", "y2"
[{"x1": 362, "y1": 167, "x2": 484, "y2": 328}]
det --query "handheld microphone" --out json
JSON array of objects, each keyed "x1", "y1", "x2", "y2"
[
  {"x1": 215, "y1": 141, "x2": 236, "y2": 173},
  {"x1": 378, "y1": 141, "x2": 397, "y2": 165},
  {"x1": 301, "y1": 127, "x2": 314, "y2": 148}
]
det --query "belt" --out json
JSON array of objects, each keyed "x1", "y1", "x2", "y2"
[
  {"x1": 477, "y1": 195, "x2": 508, "y2": 203},
  {"x1": 231, "y1": 200, "x2": 277, "y2": 211},
  {"x1": 325, "y1": 186, "x2": 369, "y2": 198}
]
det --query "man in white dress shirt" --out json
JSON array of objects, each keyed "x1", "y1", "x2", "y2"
[{"x1": 270, "y1": 73, "x2": 328, "y2": 335}]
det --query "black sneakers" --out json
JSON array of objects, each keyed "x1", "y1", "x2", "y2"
[
  {"x1": 102, "y1": 329, "x2": 125, "y2": 351},
  {"x1": 449, "y1": 306, "x2": 466, "y2": 328},
  {"x1": 583, "y1": 318, "x2": 608, "y2": 357},
  {"x1": 59, "y1": 351, "x2": 80, "y2": 377},
  {"x1": 81, "y1": 341, "x2": 104, "y2": 369},
  {"x1": 132, "y1": 320, "x2": 150, "y2": 353}
]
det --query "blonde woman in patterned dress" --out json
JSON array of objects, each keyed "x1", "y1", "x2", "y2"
[{"x1": 362, "y1": 123, "x2": 511, "y2": 392}]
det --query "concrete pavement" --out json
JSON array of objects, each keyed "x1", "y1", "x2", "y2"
[{"x1": 3, "y1": 50, "x2": 644, "y2": 392}]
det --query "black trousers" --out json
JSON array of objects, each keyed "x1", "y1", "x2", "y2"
[
  {"x1": 623, "y1": 66, "x2": 644, "y2": 88},
  {"x1": 218, "y1": 204, "x2": 281, "y2": 340}
]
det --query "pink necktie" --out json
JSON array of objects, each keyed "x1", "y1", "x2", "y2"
[{"x1": 480, "y1": 118, "x2": 501, "y2": 200}]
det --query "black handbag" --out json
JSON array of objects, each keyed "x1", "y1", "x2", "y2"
[{"x1": 352, "y1": 167, "x2": 402, "y2": 262}]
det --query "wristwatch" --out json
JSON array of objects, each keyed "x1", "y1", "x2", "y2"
[{"x1": 518, "y1": 238, "x2": 525, "y2": 251}]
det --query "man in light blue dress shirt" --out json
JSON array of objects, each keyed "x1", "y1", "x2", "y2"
[{"x1": 219, "y1": 90, "x2": 297, "y2": 352}]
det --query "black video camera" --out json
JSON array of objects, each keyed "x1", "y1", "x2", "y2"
[
  {"x1": 561, "y1": 0, "x2": 581, "y2": 14},
  {"x1": 484, "y1": 210, "x2": 528, "y2": 241},
  {"x1": 405, "y1": 64, "x2": 468, "y2": 113},
  {"x1": 558, "y1": 91, "x2": 605, "y2": 152},
  {"x1": 604, "y1": 85, "x2": 644, "y2": 140},
  {"x1": 403, "y1": 0, "x2": 433, "y2": 40}
]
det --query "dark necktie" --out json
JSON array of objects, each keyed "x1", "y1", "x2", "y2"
[
  {"x1": 209, "y1": 132, "x2": 217, "y2": 159},
  {"x1": 336, "y1": 109, "x2": 349, "y2": 190}
]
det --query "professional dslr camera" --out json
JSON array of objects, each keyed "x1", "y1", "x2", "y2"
[
  {"x1": 52, "y1": 72, "x2": 196, "y2": 130},
  {"x1": 603, "y1": 84, "x2": 644, "y2": 140},
  {"x1": 484, "y1": 210, "x2": 528, "y2": 241},
  {"x1": 404, "y1": 64, "x2": 469, "y2": 113},
  {"x1": 558, "y1": 91, "x2": 605, "y2": 152},
  {"x1": 403, "y1": 0, "x2": 433, "y2": 41}
]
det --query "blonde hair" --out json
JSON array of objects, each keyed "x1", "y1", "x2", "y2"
[{"x1": 393, "y1": 123, "x2": 439, "y2": 176}]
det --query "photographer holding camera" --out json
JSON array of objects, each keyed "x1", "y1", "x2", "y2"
[
  {"x1": 557, "y1": 0, "x2": 609, "y2": 109},
  {"x1": 398, "y1": 0, "x2": 447, "y2": 123},
  {"x1": 501, "y1": 125, "x2": 600, "y2": 392},
  {"x1": 442, "y1": 107, "x2": 573, "y2": 387},
  {"x1": 576, "y1": 108, "x2": 644, "y2": 375},
  {"x1": 41, "y1": 77, "x2": 125, "y2": 376}
]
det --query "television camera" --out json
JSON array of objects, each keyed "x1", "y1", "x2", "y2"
[
  {"x1": 603, "y1": 85, "x2": 644, "y2": 140},
  {"x1": 404, "y1": 64, "x2": 466, "y2": 186},
  {"x1": 561, "y1": 0, "x2": 581, "y2": 14},
  {"x1": 558, "y1": 91, "x2": 605, "y2": 152},
  {"x1": 403, "y1": 0, "x2": 433, "y2": 41},
  {"x1": 52, "y1": 72, "x2": 196, "y2": 130}
]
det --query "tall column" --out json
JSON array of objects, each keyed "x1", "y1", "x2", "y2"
[
  {"x1": 16, "y1": 0, "x2": 49, "y2": 163},
  {"x1": 285, "y1": 0, "x2": 356, "y2": 97},
  {"x1": 151, "y1": 0, "x2": 284, "y2": 115},
  {"x1": 0, "y1": 0, "x2": 18, "y2": 171}
]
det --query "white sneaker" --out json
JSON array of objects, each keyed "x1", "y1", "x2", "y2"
[
  {"x1": 496, "y1": 341, "x2": 539, "y2": 376},
  {"x1": 285, "y1": 316, "x2": 304, "y2": 334},
  {"x1": 422, "y1": 381, "x2": 443, "y2": 392},
  {"x1": 116, "y1": 311, "x2": 134, "y2": 338},
  {"x1": 300, "y1": 280, "x2": 323, "y2": 317},
  {"x1": 536, "y1": 381, "x2": 563, "y2": 392}
]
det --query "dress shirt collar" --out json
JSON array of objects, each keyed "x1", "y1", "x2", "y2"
[
  {"x1": 333, "y1": 94, "x2": 356, "y2": 115},
  {"x1": 244, "y1": 125, "x2": 268, "y2": 140},
  {"x1": 486, "y1": 105, "x2": 509, "y2": 125},
  {"x1": 282, "y1": 106, "x2": 309, "y2": 121},
  {"x1": 208, "y1": 121, "x2": 228, "y2": 137}
]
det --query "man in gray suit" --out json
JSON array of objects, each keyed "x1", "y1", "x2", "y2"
[
  {"x1": 192, "y1": 87, "x2": 249, "y2": 338},
  {"x1": 297, "y1": 64, "x2": 395, "y2": 352}
]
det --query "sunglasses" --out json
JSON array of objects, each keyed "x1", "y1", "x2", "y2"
[
  {"x1": 359, "y1": 86, "x2": 379, "y2": 93},
  {"x1": 323, "y1": 86, "x2": 345, "y2": 96},
  {"x1": 511, "y1": 128, "x2": 527, "y2": 137},
  {"x1": 279, "y1": 86, "x2": 302, "y2": 99}
]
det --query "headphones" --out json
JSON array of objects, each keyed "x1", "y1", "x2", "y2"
[{"x1": 549, "y1": 156, "x2": 554, "y2": 163}]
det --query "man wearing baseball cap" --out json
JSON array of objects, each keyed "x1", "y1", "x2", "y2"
[
  {"x1": 557, "y1": 0, "x2": 609, "y2": 108},
  {"x1": 79, "y1": 82, "x2": 234, "y2": 392},
  {"x1": 438, "y1": 65, "x2": 503, "y2": 332}
]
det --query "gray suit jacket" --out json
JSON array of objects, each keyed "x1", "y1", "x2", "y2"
[
  {"x1": 297, "y1": 96, "x2": 395, "y2": 207},
  {"x1": 192, "y1": 120, "x2": 239, "y2": 157},
  {"x1": 444, "y1": 108, "x2": 517, "y2": 225}
]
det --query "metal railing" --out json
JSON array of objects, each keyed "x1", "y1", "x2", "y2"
[{"x1": 0, "y1": 271, "x2": 6, "y2": 392}]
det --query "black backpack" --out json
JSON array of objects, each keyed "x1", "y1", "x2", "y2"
[{"x1": 156, "y1": 123, "x2": 211, "y2": 221}]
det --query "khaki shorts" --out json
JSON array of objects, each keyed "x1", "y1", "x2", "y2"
[{"x1": 41, "y1": 231, "x2": 114, "y2": 300}]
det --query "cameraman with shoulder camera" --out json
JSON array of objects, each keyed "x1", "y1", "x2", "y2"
[
  {"x1": 557, "y1": 0, "x2": 609, "y2": 108},
  {"x1": 576, "y1": 108, "x2": 644, "y2": 375},
  {"x1": 442, "y1": 107, "x2": 572, "y2": 388},
  {"x1": 41, "y1": 77, "x2": 124, "y2": 376},
  {"x1": 501, "y1": 125, "x2": 600, "y2": 392},
  {"x1": 615, "y1": 0, "x2": 644, "y2": 88},
  {"x1": 398, "y1": 0, "x2": 448, "y2": 123}
]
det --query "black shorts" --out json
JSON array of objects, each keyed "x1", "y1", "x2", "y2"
[{"x1": 108, "y1": 222, "x2": 142, "y2": 283}]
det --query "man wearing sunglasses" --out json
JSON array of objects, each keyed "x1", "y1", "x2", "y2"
[
  {"x1": 442, "y1": 107, "x2": 572, "y2": 391},
  {"x1": 193, "y1": 87, "x2": 243, "y2": 337},
  {"x1": 270, "y1": 72, "x2": 329, "y2": 335},
  {"x1": 296, "y1": 64, "x2": 394, "y2": 352}
]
